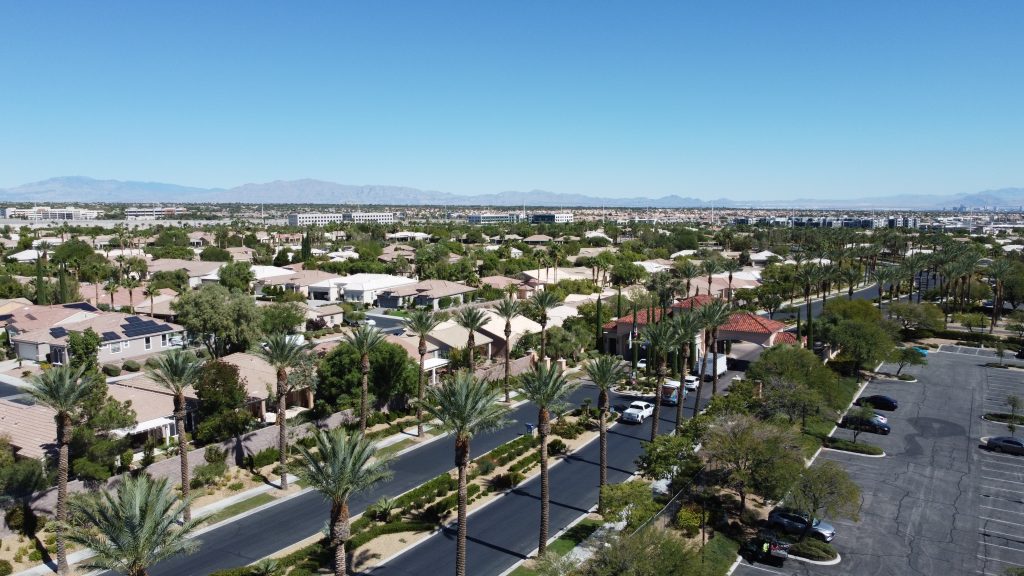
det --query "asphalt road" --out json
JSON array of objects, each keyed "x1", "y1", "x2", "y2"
[{"x1": 734, "y1": 344, "x2": 1018, "y2": 576}]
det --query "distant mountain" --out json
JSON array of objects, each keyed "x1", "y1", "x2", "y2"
[{"x1": 1, "y1": 176, "x2": 1022, "y2": 210}]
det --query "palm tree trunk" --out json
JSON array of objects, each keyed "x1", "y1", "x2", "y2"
[
  {"x1": 175, "y1": 397, "x2": 191, "y2": 522},
  {"x1": 805, "y1": 291, "x2": 813, "y2": 349},
  {"x1": 540, "y1": 320, "x2": 548, "y2": 361},
  {"x1": 330, "y1": 501, "x2": 350, "y2": 576},
  {"x1": 467, "y1": 335, "x2": 475, "y2": 368},
  {"x1": 691, "y1": 331, "x2": 709, "y2": 419},
  {"x1": 676, "y1": 342, "x2": 690, "y2": 432},
  {"x1": 711, "y1": 330, "x2": 721, "y2": 396},
  {"x1": 598, "y1": 390, "x2": 608, "y2": 510},
  {"x1": 56, "y1": 415, "x2": 71, "y2": 575},
  {"x1": 538, "y1": 407, "x2": 551, "y2": 556},
  {"x1": 277, "y1": 370, "x2": 289, "y2": 490},
  {"x1": 360, "y1": 355, "x2": 370, "y2": 433},
  {"x1": 417, "y1": 345, "x2": 426, "y2": 437},
  {"x1": 650, "y1": 359, "x2": 665, "y2": 441},
  {"x1": 456, "y1": 437, "x2": 470, "y2": 576},
  {"x1": 504, "y1": 323, "x2": 512, "y2": 403}
]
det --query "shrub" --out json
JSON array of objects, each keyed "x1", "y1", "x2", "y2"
[
  {"x1": 825, "y1": 437, "x2": 884, "y2": 456},
  {"x1": 28, "y1": 550, "x2": 42, "y2": 562},
  {"x1": 145, "y1": 356, "x2": 162, "y2": 368},
  {"x1": 368, "y1": 496, "x2": 397, "y2": 521},
  {"x1": 249, "y1": 447, "x2": 280, "y2": 470},
  {"x1": 122, "y1": 359, "x2": 141, "y2": 372},
  {"x1": 898, "y1": 374, "x2": 915, "y2": 381},
  {"x1": 551, "y1": 418, "x2": 583, "y2": 440},
  {"x1": 141, "y1": 437, "x2": 157, "y2": 468},
  {"x1": 789, "y1": 538, "x2": 838, "y2": 561},
  {"x1": 227, "y1": 482, "x2": 244, "y2": 491},
  {"x1": 348, "y1": 521, "x2": 435, "y2": 550},
  {"x1": 548, "y1": 438, "x2": 568, "y2": 455},
  {"x1": 393, "y1": 473, "x2": 457, "y2": 511},
  {"x1": 491, "y1": 471, "x2": 524, "y2": 490},
  {"x1": 474, "y1": 457, "x2": 496, "y2": 477},
  {"x1": 0, "y1": 560, "x2": 13, "y2": 576},
  {"x1": 190, "y1": 461, "x2": 227, "y2": 488},
  {"x1": 483, "y1": 435, "x2": 537, "y2": 466},
  {"x1": 102, "y1": 363, "x2": 121, "y2": 377},
  {"x1": 675, "y1": 505, "x2": 702, "y2": 537},
  {"x1": 4, "y1": 504, "x2": 38, "y2": 537},
  {"x1": 119, "y1": 447, "x2": 135, "y2": 473},
  {"x1": 205, "y1": 445, "x2": 227, "y2": 464}
]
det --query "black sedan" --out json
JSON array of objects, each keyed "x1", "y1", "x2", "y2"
[
  {"x1": 840, "y1": 415, "x2": 891, "y2": 435},
  {"x1": 855, "y1": 395, "x2": 898, "y2": 411},
  {"x1": 987, "y1": 436, "x2": 1024, "y2": 455}
]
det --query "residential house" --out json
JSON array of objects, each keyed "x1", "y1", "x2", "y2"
[
  {"x1": 523, "y1": 234, "x2": 553, "y2": 245},
  {"x1": 220, "y1": 352, "x2": 315, "y2": 422},
  {"x1": 146, "y1": 259, "x2": 224, "y2": 289},
  {"x1": 187, "y1": 231, "x2": 215, "y2": 248},
  {"x1": 425, "y1": 319, "x2": 494, "y2": 363},
  {"x1": 308, "y1": 274, "x2": 417, "y2": 305},
  {"x1": 304, "y1": 303, "x2": 344, "y2": 329},
  {"x1": 9, "y1": 311, "x2": 186, "y2": 365},
  {"x1": 377, "y1": 279, "x2": 476, "y2": 310},
  {"x1": 259, "y1": 269, "x2": 343, "y2": 299},
  {"x1": 386, "y1": 334, "x2": 447, "y2": 385},
  {"x1": 0, "y1": 398, "x2": 56, "y2": 460},
  {"x1": 476, "y1": 309, "x2": 542, "y2": 360}
]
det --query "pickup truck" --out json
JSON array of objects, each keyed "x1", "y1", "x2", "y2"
[{"x1": 620, "y1": 401, "x2": 654, "y2": 423}]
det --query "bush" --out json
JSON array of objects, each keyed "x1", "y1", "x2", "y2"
[
  {"x1": 789, "y1": 538, "x2": 838, "y2": 561},
  {"x1": 145, "y1": 356, "x2": 162, "y2": 368},
  {"x1": 551, "y1": 418, "x2": 583, "y2": 440},
  {"x1": 190, "y1": 461, "x2": 228, "y2": 489},
  {"x1": 141, "y1": 437, "x2": 157, "y2": 468},
  {"x1": 825, "y1": 437, "x2": 884, "y2": 455},
  {"x1": 547, "y1": 438, "x2": 568, "y2": 455},
  {"x1": 0, "y1": 559, "x2": 13, "y2": 576},
  {"x1": 122, "y1": 359, "x2": 141, "y2": 372},
  {"x1": 4, "y1": 504, "x2": 38, "y2": 536},
  {"x1": 102, "y1": 363, "x2": 121, "y2": 377},
  {"x1": 482, "y1": 435, "x2": 537, "y2": 467},
  {"x1": 898, "y1": 374, "x2": 915, "y2": 381},
  {"x1": 393, "y1": 473, "x2": 457, "y2": 511},
  {"x1": 491, "y1": 471, "x2": 524, "y2": 490},
  {"x1": 205, "y1": 445, "x2": 227, "y2": 464},
  {"x1": 227, "y1": 482, "x2": 244, "y2": 491},
  {"x1": 348, "y1": 521, "x2": 436, "y2": 550},
  {"x1": 474, "y1": 457, "x2": 496, "y2": 477},
  {"x1": 675, "y1": 505, "x2": 702, "y2": 537},
  {"x1": 249, "y1": 447, "x2": 280, "y2": 470},
  {"x1": 119, "y1": 447, "x2": 135, "y2": 473}
]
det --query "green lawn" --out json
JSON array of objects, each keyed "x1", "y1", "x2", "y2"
[
  {"x1": 376, "y1": 437, "x2": 416, "y2": 458},
  {"x1": 200, "y1": 493, "x2": 276, "y2": 526},
  {"x1": 509, "y1": 518, "x2": 603, "y2": 575},
  {"x1": 695, "y1": 534, "x2": 741, "y2": 576}
]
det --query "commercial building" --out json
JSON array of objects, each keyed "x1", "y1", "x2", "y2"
[
  {"x1": 468, "y1": 213, "x2": 524, "y2": 225},
  {"x1": 3, "y1": 206, "x2": 100, "y2": 220},
  {"x1": 287, "y1": 212, "x2": 396, "y2": 226},
  {"x1": 125, "y1": 206, "x2": 188, "y2": 220},
  {"x1": 530, "y1": 212, "x2": 574, "y2": 224}
]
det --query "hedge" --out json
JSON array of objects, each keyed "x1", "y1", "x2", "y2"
[
  {"x1": 348, "y1": 521, "x2": 436, "y2": 550},
  {"x1": 984, "y1": 413, "x2": 1024, "y2": 425},
  {"x1": 122, "y1": 359, "x2": 141, "y2": 372},
  {"x1": 480, "y1": 435, "x2": 536, "y2": 467},
  {"x1": 789, "y1": 538, "x2": 838, "y2": 561},
  {"x1": 0, "y1": 560, "x2": 12, "y2": 576},
  {"x1": 102, "y1": 364, "x2": 121, "y2": 377},
  {"x1": 824, "y1": 437, "x2": 883, "y2": 456},
  {"x1": 393, "y1": 473, "x2": 457, "y2": 511}
]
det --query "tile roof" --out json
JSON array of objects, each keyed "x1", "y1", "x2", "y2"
[
  {"x1": 0, "y1": 398, "x2": 56, "y2": 460},
  {"x1": 719, "y1": 312, "x2": 787, "y2": 334}
]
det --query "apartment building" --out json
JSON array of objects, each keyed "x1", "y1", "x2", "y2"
[
  {"x1": 287, "y1": 212, "x2": 396, "y2": 226},
  {"x1": 3, "y1": 206, "x2": 100, "y2": 220},
  {"x1": 124, "y1": 206, "x2": 188, "y2": 220},
  {"x1": 468, "y1": 213, "x2": 524, "y2": 225},
  {"x1": 530, "y1": 212, "x2": 574, "y2": 224}
]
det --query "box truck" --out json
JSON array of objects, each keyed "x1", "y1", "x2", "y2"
[{"x1": 699, "y1": 355, "x2": 728, "y2": 378}]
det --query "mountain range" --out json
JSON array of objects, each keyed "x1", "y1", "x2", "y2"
[{"x1": 1, "y1": 176, "x2": 1022, "y2": 210}]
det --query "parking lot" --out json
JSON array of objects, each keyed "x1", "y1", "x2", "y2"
[{"x1": 734, "y1": 346, "x2": 1024, "y2": 576}]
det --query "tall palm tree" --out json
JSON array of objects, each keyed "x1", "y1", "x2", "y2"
[
  {"x1": 988, "y1": 258, "x2": 1013, "y2": 332},
  {"x1": 343, "y1": 325, "x2": 387, "y2": 432},
  {"x1": 722, "y1": 258, "x2": 743, "y2": 304},
  {"x1": 404, "y1": 309, "x2": 444, "y2": 437},
  {"x1": 146, "y1": 350, "x2": 204, "y2": 521},
  {"x1": 104, "y1": 275, "x2": 120, "y2": 310},
  {"x1": 794, "y1": 265, "x2": 819, "y2": 349},
  {"x1": 26, "y1": 365, "x2": 98, "y2": 575},
  {"x1": 296, "y1": 428, "x2": 391, "y2": 576},
  {"x1": 422, "y1": 372, "x2": 508, "y2": 576},
  {"x1": 517, "y1": 364, "x2": 579, "y2": 557},
  {"x1": 142, "y1": 285, "x2": 158, "y2": 317},
  {"x1": 701, "y1": 258, "x2": 722, "y2": 297},
  {"x1": 641, "y1": 320, "x2": 674, "y2": 441},
  {"x1": 494, "y1": 297, "x2": 522, "y2": 403},
  {"x1": 529, "y1": 290, "x2": 563, "y2": 361},
  {"x1": 671, "y1": 310, "x2": 701, "y2": 431},
  {"x1": 673, "y1": 259, "x2": 700, "y2": 297},
  {"x1": 454, "y1": 307, "x2": 488, "y2": 367},
  {"x1": 841, "y1": 265, "x2": 861, "y2": 300},
  {"x1": 701, "y1": 300, "x2": 733, "y2": 397},
  {"x1": 584, "y1": 355, "x2": 627, "y2": 509},
  {"x1": 122, "y1": 276, "x2": 141, "y2": 313},
  {"x1": 259, "y1": 333, "x2": 310, "y2": 490},
  {"x1": 64, "y1": 475, "x2": 201, "y2": 576}
]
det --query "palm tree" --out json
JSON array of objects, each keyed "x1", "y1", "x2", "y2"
[
  {"x1": 258, "y1": 333, "x2": 309, "y2": 490},
  {"x1": 701, "y1": 300, "x2": 733, "y2": 397},
  {"x1": 841, "y1": 266, "x2": 861, "y2": 300},
  {"x1": 122, "y1": 275, "x2": 141, "y2": 313},
  {"x1": 584, "y1": 355, "x2": 627, "y2": 509},
  {"x1": 673, "y1": 259, "x2": 700, "y2": 297},
  {"x1": 529, "y1": 290, "x2": 563, "y2": 361},
  {"x1": 517, "y1": 364, "x2": 578, "y2": 557},
  {"x1": 988, "y1": 258, "x2": 1013, "y2": 332},
  {"x1": 296, "y1": 428, "x2": 391, "y2": 576},
  {"x1": 64, "y1": 475, "x2": 201, "y2": 576},
  {"x1": 671, "y1": 310, "x2": 701, "y2": 431},
  {"x1": 25, "y1": 365, "x2": 99, "y2": 575},
  {"x1": 642, "y1": 320, "x2": 675, "y2": 441},
  {"x1": 146, "y1": 350, "x2": 204, "y2": 522},
  {"x1": 404, "y1": 309, "x2": 444, "y2": 436},
  {"x1": 794, "y1": 265, "x2": 818, "y2": 349},
  {"x1": 701, "y1": 259, "x2": 722, "y2": 297},
  {"x1": 454, "y1": 307, "x2": 488, "y2": 367},
  {"x1": 494, "y1": 297, "x2": 522, "y2": 403},
  {"x1": 343, "y1": 325, "x2": 387, "y2": 432},
  {"x1": 142, "y1": 285, "x2": 158, "y2": 317},
  {"x1": 422, "y1": 372, "x2": 508, "y2": 576},
  {"x1": 104, "y1": 275, "x2": 119, "y2": 310},
  {"x1": 722, "y1": 258, "x2": 743, "y2": 304}
]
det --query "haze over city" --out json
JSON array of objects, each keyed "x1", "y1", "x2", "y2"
[{"x1": 2, "y1": 1, "x2": 1023, "y2": 203}]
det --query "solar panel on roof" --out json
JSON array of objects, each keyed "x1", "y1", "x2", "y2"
[
  {"x1": 63, "y1": 302, "x2": 98, "y2": 312},
  {"x1": 101, "y1": 331, "x2": 120, "y2": 341},
  {"x1": 125, "y1": 316, "x2": 143, "y2": 324},
  {"x1": 49, "y1": 327, "x2": 67, "y2": 338}
]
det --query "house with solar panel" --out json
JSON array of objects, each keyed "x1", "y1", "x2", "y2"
[{"x1": 8, "y1": 310, "x2": 186, "y2": 365}]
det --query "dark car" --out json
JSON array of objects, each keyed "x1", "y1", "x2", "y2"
[
  {"x1": 854, "y1": 395, "x2": 898, "y2": 411},
  {"x1": 767, "y1": 508, "x2": 836, "y2": 542},
  {"x1": 987, "y1": 436, "x2": 1024, "y2": 455},
  {"x1": 840, "y1": 415, "x2": 891, "y2": 435}
]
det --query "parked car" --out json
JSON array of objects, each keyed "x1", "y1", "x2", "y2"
[
  {"x1": 840, "y1": 414, "x2": 891, "y2": 435},
  {"x1": 987, "y1": 436, "x2": 1024, "y2": 455},
  {"x1": 683, "y1": 374, "x2": 700, "y2": 391},
  {"x1": 912, "y1": 346, "x2": 929, "y2": 357},
  {"x1": 620, "y1": 401, "x2": 654, "y2": 423},
  {"x1": 768, "y1": 508, "x2": 837, "y2": 542},
  {"x1": 855, "y1": 395, "x2": 898, "y2": 411}
]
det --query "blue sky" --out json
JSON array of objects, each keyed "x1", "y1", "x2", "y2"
[{"x1": 1, "y1": 1, "x2": 1022, "y2": 201}]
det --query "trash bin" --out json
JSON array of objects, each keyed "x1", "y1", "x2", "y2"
[{"x1": 525, "y1": 423, "x2": 536, "y2": 436}]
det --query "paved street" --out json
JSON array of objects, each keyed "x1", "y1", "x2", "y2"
[{"x1": 735, "y1": 345, "x2": 1024, "y2": 576}]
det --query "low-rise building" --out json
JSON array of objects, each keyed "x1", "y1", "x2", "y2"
[
  {"x1": 9, "y1": 312, "x2": 185, "y2": 365},
  {"x1": 124, "y1": 206, "x2": 188, "y2": 220},
  {"x1": 530, "y1": 213, "x2": 573, "y2": 224},
  {"x1": 378, "y1": 279, "x2": 476, "y2": 310},
  {"x1": 287, "y1": 212, "x2": 395, "y2": 226}
]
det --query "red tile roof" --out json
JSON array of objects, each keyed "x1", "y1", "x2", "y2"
[
  {"x1": 720, "y1": 312, "x2": 787, "y2": 334},
  {"x1": 675, "y1": 294, "x2": 719, "y2": 310},
  {"x1": 602, "y1": 307, "x2": 669, "y2": 330},
  {"x1": 773, "y1": 332, "x2": 801, "y2": 346}
]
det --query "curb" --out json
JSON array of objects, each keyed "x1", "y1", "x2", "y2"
[
  {"x1": 821, "y1": 447, "x2": 886, "y2": 458},
  {"x1": 788, "y1": 551, "x2": 842, "y2": 566}
]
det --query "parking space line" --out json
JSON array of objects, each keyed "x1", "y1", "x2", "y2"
[
  {"x1": 733, "y1": 565, "x2": 784, "y2": 574},
  {"x1": 978, "y1": 540, "x2": 1024, "y2": 553},
  {"x1": 982, "y1": 459, "x2": 1024, "y2": 468},
  {"x1": 981, "y1": 516, "x2": 1024, "y2": 528},
  {"x1": 982, "y1": 485, "x2": 1024, "y2": 494},
  {"x1": 982, "y1": 452, "x2": 1024, "y2": 464},
  {"x1": 978, "y1": 554, "x2": 1024, "y2": 567},
  {"x1": 980, "y1": 527, "x2": 1024, "y2": 541},
  {"x1": 983, "y1": 476, "x2": 1024, "y2": 486},
  {"x1": 982, "y1": 505, "x2": 1024, "y2": 516}
]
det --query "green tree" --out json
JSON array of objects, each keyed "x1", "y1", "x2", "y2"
[
  {"x1": 635, "y1": 433, "x2": 701, "y2": 487},
  {"x1": 891, "y1": 347, "x2": 927, "y2": 375},
  {"x1": 671, "y1": 310, "x2": 701, "y2": 430},
  {"x1": 218, "y1": 261, "x2": 255, "y2": 293},
  {"x1": 342, "y1": 325, "x2": 389, "y2": 432},
  {"x1": 172, "y1": 284, "x2": 262, "y2": 357},
  {"x1": 642, "y1": 320, "x2": 674, "y2": 441},
  {"x1": 200, "y1": 246, "x2": 233, "y2": 262},
  {"x1": 64, "y1": 475, "x2": 201, "y2": 576},
  {"x1": 454, "y1": 307, "x2": 488, "y2": 367},
  {"x1": 317, "y1": 340, "x2": 418, "y2": 416},
  {"x1": 832, "y1": 319, "x2": 896, "y2": 380},
  {"x1": 193, "y1": 360, "x2": 252, "y2": 444},
  {"x1": 67, "y1": 328, "x2": 102, "y2": 375},
  {"x1": 787, "y1": 461, "x2": 861, "y2": 541},
  {"x1": 421, "y1": 372, "x2": 508, "y2": 576},
  {"x1": 888, "y1": 302, "x2": 944, "y2": 334},
  {"x1": 494, "y1": 297, "x2": 522, "y2": 403},
  {"x1": 403, "y1": 309, "x2": 444, "y2": 437},
  {"x1": 530, "y1": 290, "x2": 564, "y2": 360},
  {"x1": 260, "y1": 302, "x2": 305, "y2": 335},
  {"x1": 146, "y1": 349, "x2": 204, "y2": 521},
  {"x1": 580, "y1": 526, "x2": 696, "y2": 576},
  {"x1": 584, "y1": 355, "x2": 628, "y2": 509},
  {"x1": 599, "y1": 481, "x2": 662, "y2": 531},
  {"x1": 296, "y1": 428, "x2": 391, "y2": 576},
  {"x1": 25, "y1": 365, "x2": 100, "y2": 575},
  {"x1": 955, "y1": 312, "x2": 988, "y2": 333},
  {"x1": 1008, "y1": 395, "x2": 1022, "y2": 437},
  {"x1": 259, "y1": 334, "x2": 310, "y2": 490},
  {"x1": 517, "y1": 364, "x2": 579, "y2": 556}
]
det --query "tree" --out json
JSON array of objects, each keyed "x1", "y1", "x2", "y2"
[
  {"x1": 530, "y1": 290, "x2": 563, "y2": 360},
  {"x1": 404, "y1": 309, "x2": 444, "y2": 436},
  {"x1": 787, "y1": 461, "x2": 861, "y2": 541},
  {"x1": 584, "y1": 355, "x2": 628, "y2": 509},
  {"x1": 702, "y1": 300, "x2": 732, "y2": 397},
  {"x1": 760, "y1": 376, "x2": 826, "y2": 430},
  {"x1": 956, "y1": 312, "x2": 988, "y2": 333},
  {"x1": 67, "y1": 328, "x2": 102, "y2": 375},
  {"x1": 1008, "y1": 395, "x2": 1022, "y2": 437},
  {"x1": 172, "y1": 284, "x2": 262, "y2": 357},
  {"x1": 25, "y1": 365, "x2": 99, "y2": 575},
  {"x1": 702, "y1": 414, "x2": 803, "y2": 512},
  {"x1": 259, "y1": 334, "x2": 310, "y2": 490},
  {"x1": 847, "y1": 403, "x2": 877, "y2": 444},
  {"x1": 599, "y1": 481, "x2": 662, "y2": 531},
  {"x1": 642, "y1": 320, "x2": 674, "y2": 441},
  {"x1": 200, "y1": 246, "x2": 233, "y2": 262},
  {"x1": 297, "y1": 428, "x2": 391, "y2": 576},
  {"x1": 218, "y1": 261, "x2": 255, "y2": 293},
  {"x1": 831, "y1": 318, "x2": 896, "y2": 380},
  {"x1": 636, "y1": 433, "x2": 701, "y2": 487},
  {"x1": 122, "y1": 275, "x2": 141, "y2": 312},
  {"x1": 342, "y1": 325, "x2": 388, "y2": 432},
  {"x1": 578, "y1": 526, "x2": 697, "y2": 576},
  {"x1": 260, "y1": 301, "x2": 305, "y2": 335},
  {"x1": 517, "y1": 364, "x2": 579, "y2": 556},
  {"x1": 891, "y1": 347, "x2": 927, "y2": 375},
  {"x1": 317, "y1": 340, "x2": 418, "y2": 415},
  {"x1": 64, "y1": 475, "x2": 201, "y2": 576},
  {"x1": 146, "y1": 349, "x2": 204, "y2": 522},
  {"x1": 193, "y1": 360, "x2": 253, "y2": 444},
  {"x1": 454, "y1": 307, "x2": 488, "y2": 367},
  {"x1": 671, "y1": 310, "x2": 701, "y2": 430},
  {"x1": 422, "y1": 372, "x2": 508, "y2": 576},
  {"x1": 494, "y1": 297, "x2": 522, "y2": 403}
]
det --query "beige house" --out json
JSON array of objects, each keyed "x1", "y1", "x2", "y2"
[
  {"x1": 378, "y1": 279, "x2": 476, "y2": 310},
  {"x1": 9, "y1": 311, "x2": 185, "y2": 365},
  {"x1": 220, "y1": 352, "x2": 315, "y2": 422}
]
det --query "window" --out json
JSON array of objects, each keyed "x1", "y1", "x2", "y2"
[
  {"x1": 111, "y1": 342, "x2": 122, "y2": 353},
  {"x1": 145, "y1": 337, "x2": 151, "y2": 350},
  {"x1": 161, "y1": 334, "x2": 168, "y2": 347}
]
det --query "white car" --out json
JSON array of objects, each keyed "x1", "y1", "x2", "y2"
[
  {"x1": 621, "y1": 401, "x2": 655, "y2": 423},
  {"x1": 637, "y1": 359, "x2": 648, "y2": 371},
  {"x1": 683, "y1": 375, "x2": 700, "y2": 391}
]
